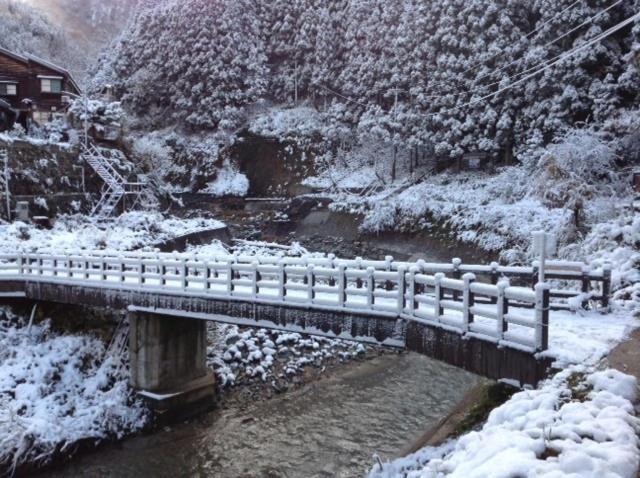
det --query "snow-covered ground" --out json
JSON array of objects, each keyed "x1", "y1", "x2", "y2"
[
  {"x1": 207, "y1": 324, "x2": 366, "y2": 388},
  {"x1": 0, "y1": 212, "x2": 225, "y2": 254},
  {"x1": 370, "y1": 365, "x2": 638, "y2": 478}
]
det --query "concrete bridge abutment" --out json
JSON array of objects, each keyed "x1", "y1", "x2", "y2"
[{"x1": 128, "y1": 310, "x2": 216, "y2": 420}]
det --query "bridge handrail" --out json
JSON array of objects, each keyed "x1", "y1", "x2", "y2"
[
  {"x1": 1, "y1": 249, "x2": 611, "y2": 309},
  {"x1": 0, "y1": 251, "x2": 556, "y2": 353},
  {"x1": 4, "y1": 250, "x2": 609, "y2": 276}
]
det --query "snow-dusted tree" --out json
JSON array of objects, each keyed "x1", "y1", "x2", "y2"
[{"x1": 106, "y1": 0, "x2": 268, "y2": 131}]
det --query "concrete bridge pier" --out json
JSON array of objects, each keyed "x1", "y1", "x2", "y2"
[{"x1": 128, "y1": 309, "x2": 216, "y2": 420}]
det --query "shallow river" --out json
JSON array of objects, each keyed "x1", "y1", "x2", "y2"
[{"x1": 47, "y1": 353, "x2": 479, "y2": 478}]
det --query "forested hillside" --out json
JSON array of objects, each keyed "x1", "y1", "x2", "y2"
[{"x1": 99, "y1": 0, "x2": 640, "y2": 166}]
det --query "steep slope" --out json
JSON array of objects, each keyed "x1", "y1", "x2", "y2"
[{"x1": 99, "y1": 0, "x2": 640, "y2": 166}]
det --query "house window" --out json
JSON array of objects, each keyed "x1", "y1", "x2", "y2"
[
  {"x1": 41, "y1": 78, "x2": 62, "y2": 94},
  {"x1": 0, "y1": 83, "x2": 17, "y2": 96}
]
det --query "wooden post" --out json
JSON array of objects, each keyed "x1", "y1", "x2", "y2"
[
  {"x1": 581, "y1": 266, "x2": 590, "y2": 310},
  {"x1": 462, "y1": 273, "x2": 475, "y2": 333},
  {"x1": 601, "y1": 263, "x2": 612, "y2": 310},
  {"x1": 535, "y1": 283, "x2": 550, "y2": 351}
]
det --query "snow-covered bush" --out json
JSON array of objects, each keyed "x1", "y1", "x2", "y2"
[
  {"x1": 528, "y1": 130, "x2": 624, "y2": 210},
  {"x1": 68, "y1": 97, "x2": 124, "y2": 126},
  {"x1": 202, "y1": 161, "x2": 249, "y2": 197},
  {"x1": 0, "y1": 311, "x2": 147, "y2": 472}
]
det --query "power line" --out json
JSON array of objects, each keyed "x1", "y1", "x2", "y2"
[
  {"x1": 469, "y1": 0, "x2": 625, "y2": 88},
  {"x1": 419, "y1": 0, "x2": 626, "y2": 101},
  {"x1": 322, "y1": 11, "x2": 640, "y2": 123},
  {"x1": 453, "y1": 11, "x2": 640, "y2": 113},
  {"x1": 423, "y1": 0, "x2": 585, "y2": 94}
]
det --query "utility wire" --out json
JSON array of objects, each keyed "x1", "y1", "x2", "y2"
[
  {"x1": 469, "y1": 0, "x2": 625, "y2": 87},
  {"x1": 320, "y1": 11, "x2": 640, "y2": 121}
]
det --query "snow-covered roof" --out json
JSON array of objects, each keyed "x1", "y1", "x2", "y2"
[{"x1": 0, "y1": 46, "x2": 81, "y2": 94}]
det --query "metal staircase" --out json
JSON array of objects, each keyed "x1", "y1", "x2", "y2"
[{"x1": 81, "y1": 142, "x2": 156, "y2": 219}]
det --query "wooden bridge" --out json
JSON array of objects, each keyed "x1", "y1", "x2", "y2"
[{"x1": 0, "y1": 250, "x2": 611, "y2": 414}]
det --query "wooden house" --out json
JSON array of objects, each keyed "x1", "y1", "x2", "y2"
[{"x1": 0, "y1": 46, "x2": 80, "y2": 131}]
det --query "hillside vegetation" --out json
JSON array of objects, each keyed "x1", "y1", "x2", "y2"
[{"x1": 98, "y1": 0, "x2": 640, "y2": 168}]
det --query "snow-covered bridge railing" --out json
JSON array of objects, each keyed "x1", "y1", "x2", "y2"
[
  {"x1": 15, "y1": 249, "x2": 609, "y2": 309},
  {"x1": 0, "y1": 250, "x2": 556, "y2": 353}
]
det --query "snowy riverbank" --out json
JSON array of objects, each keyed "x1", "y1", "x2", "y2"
[{"x1": 345, "y1": 135, "x2": 640, "y2": 476}]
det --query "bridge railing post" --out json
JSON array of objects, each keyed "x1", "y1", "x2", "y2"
[
  {"x1": 180, "y1": 258, "x2": 187, "y2": 291},
  {"x1": 366, "y1": 266, "x2": 375, "y2": 309},
  {"x1": 355, "y1": 257, "x2": 363, "y2": 289},
  {"x1": 119, "y1": 257, "x2": 125, "y2": 283},
  {"x1": 496, "y1": 280, "x2": 509, "y2": 341},
  {"x1": 278, "y1": 260, "x2": 286, "y2": 301},
  {"x1": 462, "y1": 272, "x2": 476, "y2": 333},
  {"x1": 535, "y1": 283, "x2": 550, "y2": 351},
  {"x1": 205, "y1": 262, "x2": 212, "y2": 291},
  {"x1": 327, "y1": 254, "x2": 336, "y2": 287},
  {"x1": 226, "y1": 262, "x2": 234, "y2": 295},
  {"x1": 434, "y1": 272, "x2": 445, "y2": 321},
  {"x1": 135, "y1": 258, "x2": 141, "y2": 287},
  {"x1": 307, "y1": 265, "x2": 315, "y2": 303},
  {"x1": 16, "y1": 252, "x2": 24, "y2": 276},
  {"x1": 407, "y1": 266, "x2": 418, "y2": 317},
  {"x1": 251, "y1": 261, "x2": 259, "y2": 299},
  {"x1": 490, "y1": 262, "x2": 499, "y2": 304},
  {"x1": 338, "y1": 264, "x2": 346, "y2": 308},
  {"x1": 452, "y1": 258, "x2": 462, "y2": 301},
  {"x1": 397, "y1": 266, "x2": 407, "y2": 315},
  {"x1": 160, "y1": 259, "x2": 167, "y2": 288}
]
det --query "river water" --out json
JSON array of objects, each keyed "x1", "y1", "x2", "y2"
[{"x1": 46, "y1": 353, "x2": 479, "y2": 478}]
